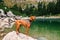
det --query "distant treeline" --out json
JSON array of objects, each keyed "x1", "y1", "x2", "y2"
[
  {"x1": 0, "y1": 0, "x2": 60, "y2": 16},
  {"x1": 0, "y1": 0, "x2": 2, "y2": 2}
]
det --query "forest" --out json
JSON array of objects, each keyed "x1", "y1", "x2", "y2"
[{"x1": 0, "y1": 0, "x2": 60, "y2": 16}]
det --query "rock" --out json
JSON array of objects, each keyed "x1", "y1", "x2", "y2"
[
  {"x1": 0, "y1": 9, "x2": 6, "y2": 16},
  {"x1": 2, "y1": 31, "x2": 37, "y2": 40},
  {"x1": 37, "y1": 37, "x2": 48, "y2": 40},
  {"x1": 7, "y1": 11, "x2": 15, "y2": 17},
  {"x1": 0, "y1": 17, "x2": 15, "y2": 28},
  {"x1": 0, "y1": 33, "x2": 6, "y2": 37}
]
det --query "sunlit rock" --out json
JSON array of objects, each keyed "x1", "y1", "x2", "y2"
[{"x1": 2, "y1": 31, "x2": 37, "y2": 40}]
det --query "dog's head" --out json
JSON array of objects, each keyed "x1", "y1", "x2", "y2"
[{"x1": 30, "y1": 16, "x2": 36, "y2": 22}]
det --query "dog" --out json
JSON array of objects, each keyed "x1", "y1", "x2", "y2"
[{"x1": 15, "y1": 16, "x2": 36, "y2": 35}]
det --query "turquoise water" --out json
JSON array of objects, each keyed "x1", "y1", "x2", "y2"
[{"x1": 29, "y1": 19, "x2": 60, "y2": 40}]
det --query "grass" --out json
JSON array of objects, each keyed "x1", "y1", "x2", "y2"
[{"x1": 0, "y1": 20, "x2": 60, "y2": 40}]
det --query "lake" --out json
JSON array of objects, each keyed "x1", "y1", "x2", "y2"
[{"x1": 29, "y1": 19, "x2": 60, "y2": 40}]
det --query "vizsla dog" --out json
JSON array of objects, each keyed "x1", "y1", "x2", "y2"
[{"x1": 15, "y1": 16, "x2": 36, "y2": 35}]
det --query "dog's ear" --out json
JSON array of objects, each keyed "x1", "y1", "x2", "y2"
[{"x1": 30, "y1": 16, "x2": 36, "y2": 21}]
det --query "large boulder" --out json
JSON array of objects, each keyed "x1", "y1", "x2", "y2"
[{"x1": 2, "y1": 31, "x2": 37, "y2": 40}]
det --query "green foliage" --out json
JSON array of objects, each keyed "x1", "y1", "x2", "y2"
[
  {"x1": 10, "y1": 9, "x2": 21, "y2": 16},
  {"x1": 55, "y1": 0, "x2": 60, "y2": 14},
  {"x1": 47, "y1": 2, "x2": 56, "y2": 15},
  {"x1": 11, "y1": 5, "x2": 18, "y2": 11},
  {"x1": 38, "y1": 2, "x2": 43, "y2": 16},
  {"x1": 0, "y1": 2, "x2": 4, "y2": 9},
  {"x1": 0, "y1": 0, "x2": 60, "y2": 16},
  {"x1": 37, "y1": 2, "x2": 48, "y2": 16},
  {"x1": 23, "y1": 4, "x2": 36, "y2": 16},
  {"x1": 0, "y1": 0, "x2": 2, "y2": 2}
]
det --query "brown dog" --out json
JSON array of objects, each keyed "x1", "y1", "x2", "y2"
[{"x1": 15, "y1": 16, "x2": 36, "y2": 35}]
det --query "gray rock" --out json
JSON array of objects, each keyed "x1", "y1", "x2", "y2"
[{"x1": 37, "y1": 37, "x2": 48, "y2": 40}]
